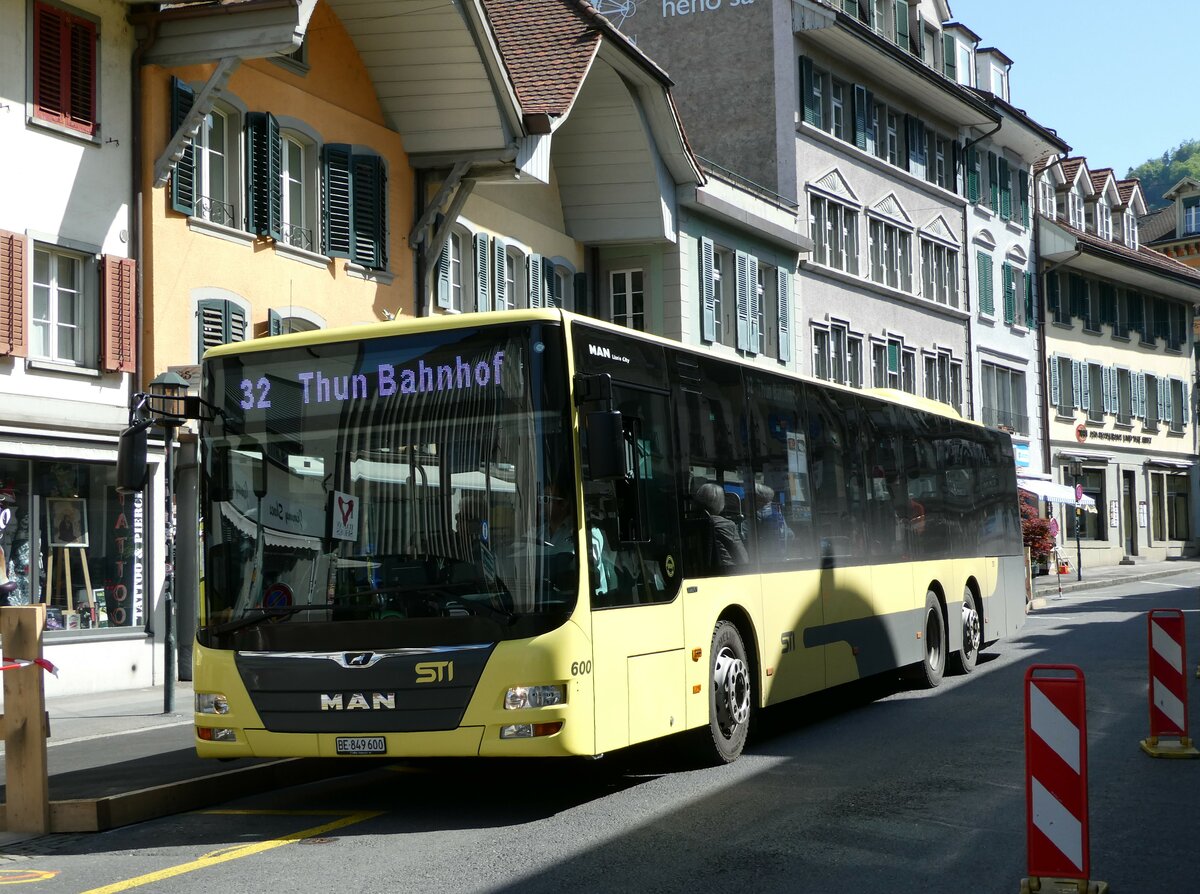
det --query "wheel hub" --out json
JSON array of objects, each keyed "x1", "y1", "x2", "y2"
[
  {"x1": 713, "y1": 646, "x2": 749, "y2": 735},
  {"x1": 962, "y1": 602, "x2": 981, "y2": 653}
]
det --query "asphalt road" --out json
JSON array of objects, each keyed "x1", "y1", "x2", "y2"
[{"x1": 2, "y1": 571, "x2": 1198, "y2": 894}]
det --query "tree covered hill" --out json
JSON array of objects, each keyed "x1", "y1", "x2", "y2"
[{"x1": 1127, "y1": 139, "x2": 1200, "y2": 210}]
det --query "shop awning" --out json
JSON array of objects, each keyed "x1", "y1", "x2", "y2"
[{"x1": 1017, "y1": 477, "x2": 1097, "y2": 510}]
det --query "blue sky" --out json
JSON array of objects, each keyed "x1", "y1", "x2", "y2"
[{"x1": 949, "y1": 0, "x2": 1195, "y2": 180}]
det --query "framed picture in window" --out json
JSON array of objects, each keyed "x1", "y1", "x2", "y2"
[{"x1": 47, "y1": 498, "x2": 89, "y2": 549}]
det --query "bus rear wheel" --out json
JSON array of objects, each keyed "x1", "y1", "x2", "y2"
[
  {"x1": 953, "y1": 586, "x2": 981, "y2": 675},
  {"x1": 700, "y1": 620, "x2": 751, "y2": 764},
  {"x1": 914, "y1": 591, "x2": 945, "y2": 689}
]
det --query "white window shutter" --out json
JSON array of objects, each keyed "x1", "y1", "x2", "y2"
[
  {"x1": 493, "y1": 237, "x2": 507, "y2": 310},
  {"x1": 701, "y1": 237, "x2": 716, "y2": 343},
  {"x1": 474, "y1": 232, "x2": 490, "y2": 313},
  {"x1": 747, "y1": 255, "x2": 760, "y2": 355},
  {"x1": 1049, "y1": 355, "x2": 1060, "y2": 407},
  {"x1": 1080, "y1": 362, "x2": 1091, "y2": 412},
  {"x1": 777, "y1": 268, "x2": 792, "y2": 363},
  {"x1": 436, "y1": 242, "x2": 452, "y2": 310},
  {"x1": 528, "y1": 253, "x2": 543, "y2": 308},
  {"x1": 1071, "y1": 360, "x2": 1081, "y2": 408},
  {"x1": 1183, "y1": 381, "x2": 1190, "y2": 426},
  {"x1": 1101, "y1": 365, "x2": 1111, "y2": 413},
  {"x1": 735, "y1": 250, "x2": 750, "y2": 351}
]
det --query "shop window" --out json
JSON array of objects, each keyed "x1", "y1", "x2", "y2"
[{"x1": 0, "y1": 460, "x2": 146, "y2": 632}]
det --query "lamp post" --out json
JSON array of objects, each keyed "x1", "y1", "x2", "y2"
[
  {"x1": 149, "y1": 371, "x2": 189, "y2": 714},
  {"x1": 1067, "y1": 460, "x2": 1083, "y2": 583}
]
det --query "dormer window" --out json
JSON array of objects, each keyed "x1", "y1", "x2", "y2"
[
  {"x1": 1123, "y1": 213, "x2": 1139, "y2": 250},
  {"x1": 990, "y1": 66, "x2": 1008, "y2": 100},
  {"x1": 1183, "y1": 196, "x2": 1200, "y2": 235},
  {"x1": 1038, "y1": 175, "x2": 1056, "y2": 216},
  {"x1": 1096, "y1": 200, "x2": 1112, "y2": 240},
  {"x1": 1068, "y1": 191, "x2": 1084, "y2": 229}
]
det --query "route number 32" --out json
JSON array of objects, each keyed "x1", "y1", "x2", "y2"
[{"x1": 239, "y1": 377, "x2": 272, "y2": 410}]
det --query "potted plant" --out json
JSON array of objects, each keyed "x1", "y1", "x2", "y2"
[{"x1": 1021, "y1": 498, "x2": 1055, "y2": 576}]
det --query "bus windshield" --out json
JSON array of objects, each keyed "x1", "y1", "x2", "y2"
[{"x1": 198, "y1": 322, "x2": 576, "y2": 649}]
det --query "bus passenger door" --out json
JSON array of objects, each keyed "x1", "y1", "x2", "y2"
[{"x1": 582, "y1": 385, "x2": 685, "y2": 754}]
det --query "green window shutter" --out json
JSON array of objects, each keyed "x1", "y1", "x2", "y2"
[
  {"x1": 943, "y1": 33, "x2": 957, "y2": 81},
  {"x1": 735, "y1": 250, "x2": 750, "y2": 351},
  {"x1": 527, "y1": 252, "x2": 543, "y2": 308},
  {"x1": 966, "y1": 147, "x2": 980, "y2": 203},
  {"x1": 473, "y1": 232, "x2": 490, "y2": 313},
  {"x1": 492, "y1": 237, "x2": 507, "y2": 310},
  {"x1": 1003, "y1": 263, "x2": 1015, "y2": 324},
  {"x1": 245, "y1": 111, "x2": 282, "y2": 241},
  {"x1": 842, "y1": 0, "x2": 857, "y2": 13},
  {"x1": 700, "y1": 237, "x2": 716, "y2": 343},
  {"x1": 197, "y1": 298, "x2": 245, "y2": 358},
  {"x1": 999, "y1": 157, "x2": 1011, "y2": 221},
  {"x1": 268, "y1": 308, "x2": 282, "y2": 336},
  {"x1": 853, "y1": 85, "x2": 868, "y2": 151},
  {"x1": 169, "y1": 77, "x2": 196, "y2": 216},
  {"x1": 351, "y1": 154, "x2": 386, "y2": 270},
  {"x1": 988, "y1": 152, "x2": 999, "y2": 211},
  {"x1": 894, "y1": 1, "x2": 909, "y2": 50},
  {"x1": 1024, "y1": 271, "x2": 1035, "y2": 326},
  {"x1": 543, "y1": 257, "x2": 558, "y2": 308},
  {"x1": 321, "y1": 143, "x2": 353, "y2": 259},
  {"x1": 977, "y1": 251, "x2": 993, "y2": 316},
  {"x1": 777, "y1": 268, "x2": 792, "y2": 363},
  {"x1": 1068, "y1": 273, "x2": 1085, "y2": 319},
  {"x1": 574, "y1": 271, "x2": 589, "y2": 317},
  {"x1": 800, "y1": 57, "x2": 820, "y2": 126},
  {"x1": 1019, "y1": 170, "x2": 1030, "y2": 226},
  {"x1": 916, "y1": 13, "x2": 925, "y2": 60},
  {"x1": 1046, "y1": 271, "x2": 1060, "y2": 318},
  {"x1": 1098, "y1": 282, "x2": 1114, "y2": 325}
]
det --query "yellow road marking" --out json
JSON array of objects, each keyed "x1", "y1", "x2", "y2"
[
  {"x1": 198, "y1": 809, "x2": 366, "y2": 816},
  {"x1": 78, "y1": 810, "x2": 383, "y2": 894},
  {"x1": 0, "y1": 869, "x2": 59, "y2": 884}
]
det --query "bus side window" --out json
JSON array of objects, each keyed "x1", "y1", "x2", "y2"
[{"x1": 805, "y1": 386, "x2": 868, "y2": 564}]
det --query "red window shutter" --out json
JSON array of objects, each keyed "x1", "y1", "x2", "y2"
[
  {"x1": 101, "y1": 255, "x2": 136, "y2": 373},
  {"x1": 33, "y1": 2, "x2": 96, "y2": 136},
  {"x1": 0, "y1": 230, "x2": 29, "y2": 357}
]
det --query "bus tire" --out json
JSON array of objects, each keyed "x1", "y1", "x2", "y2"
[
  {"x1": 952, "y1": 586, "x2": 981, "y2": 675},
  {"x1": 916, "y1": 591, "x2": 946, "y2": 688},
  {"x1": 701, "y1": 620, "x2": 752, "y2": 764}
]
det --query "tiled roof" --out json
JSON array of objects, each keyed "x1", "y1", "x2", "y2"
[
  {"x1": 480, "y1": 0, "x2": 602, "y2": 117},
  {"x1": 1140, "y1": 206, "x2": 1178, "y2": 244},
  {"x1": 480, "y1": 1, "x2": 670, "y2": 119},
  {"x1": 1089, "y1": 168, "x2": 1114, "y2": 195},
  {"x1": 1117, "y1": 179, "x2": 1140, "y2": 206},
  {"x1": 1048, "y1": 216, "x2": 1200, "y2": 285},
  {"x1": 1060, "y1": 157, "x2": 1086, "y2": 188}
]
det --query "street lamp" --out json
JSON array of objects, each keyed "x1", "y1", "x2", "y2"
[
  {"x1": 1067, "y1": 460, "x2": 1083, "y2": 583},
  {"x1": 149, "y1": 371, "x2": 189, "y2": 715}
]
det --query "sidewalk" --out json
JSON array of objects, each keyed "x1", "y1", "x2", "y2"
[
  {"x1": 1030, "y1": 555, "x2": 1200, "y2": 607},
  {"x1": 0, "y1": 681, "x2": 354, "y2": 847}
]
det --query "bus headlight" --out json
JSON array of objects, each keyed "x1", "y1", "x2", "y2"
[
  {"x1": 197, "y1": 727, "x2": 237, "y2": 742},
  {"x1": 500, "y1": 722, "x2": 563, "y2": 739},
  {"x1": 196, "y1": 693, "x2": 230, "y2": 715},
  {"x1": 504, "y1": 685, "x2": 565, "y2": 710}
]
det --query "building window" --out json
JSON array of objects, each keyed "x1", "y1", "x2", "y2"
[
  {"x1": 1038, "y1": 176, "x2": 1056, "y2": 217},
  {"x1": 196, "y1": 296, "x2": 248, "y2": 359},
  {"x1": 1065, "y1": 468, "x2": 1106, "y2": 541},
  {"x1": 809, "y1": 194, "x2": 859, "y2": 275},
  {"x1": 1151, "y1": 472, "x2": 1190, "y2": 541},
  {"x1": 1053, "y1": 355, "x2": 1075, "y2": 417},
  {"x1": 1169, "y1": 377, "x2": 1186, "y2": 432},
  {"x1": 500, "y1": 249, "x2": 518, "y2": 311},
  {"x1": 1184, "y1": 197, "x2": 1200, "y2": 235},
  {"x1": 956, "y1": 44, "x2": 973, "y2": 86},
  {"x1": 1085, "y1": 363, "x2": 1104, "y2": 423},
  {"x1": 868, "y1": 218, "x2": 911, "y2": 291},
  {"x1": 921, "y1": 239, "x2": 957, "y2": 307},
  {"x1": 829, "y1": 80, "x2": 846, "y2": 140},
  {"x1": 1123, "y1": 212, "x2": 1139, "y2": 250},
  {"x1": 611, "y1": 269, "x2": 644, "y2": 331},
  {"x1": 1068, "y1": 191, "x2": 1085, "y2": 229},
  {"x1": 279, "y1": 134, "x2": 313, "y2": 251},
  {"x1": 1115, "y1": 368, "x2": 1133, "y2": 425},
  {"x1": 196, "y1": 106, "x2": 235, "y2": 227},
  {"x1": 812, "y1": 322, "x2": 860, "y2": 387},
  {"x1": 981, "y1": 363, "x2": 1028, "y2": 434},
  {"x1": 1095, "y1": 199, "x2": 1112, "y2": 241},
  {"x1": 32, "y1": 246, "x2": 91, "y2": 366},
  {"x1": 923, "y1": 350, "x2": 962, "y2": 412},
  {"x1": 31, "y1": 1, "x2": 97, "y2": 136}
]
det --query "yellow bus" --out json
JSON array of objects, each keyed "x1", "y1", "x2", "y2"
[{"x1": 171, "y1": 309, "x2": 1024, "y2": 763}]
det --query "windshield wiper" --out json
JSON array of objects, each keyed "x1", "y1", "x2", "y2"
[{"x1": 211, "y1": 604, "x2": 332, "y2": 636}]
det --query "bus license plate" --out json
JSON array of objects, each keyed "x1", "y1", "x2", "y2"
[{"x1": 335, "y1": 736, "x2": 386, "y2": 755}]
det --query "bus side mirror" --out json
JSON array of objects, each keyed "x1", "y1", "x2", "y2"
[
  {"x1": 585, "y1": 410, "x2": 629, "y2": 481},
  {"x1": 116, "y1": 425, "x2": 149, "y2": 494}
]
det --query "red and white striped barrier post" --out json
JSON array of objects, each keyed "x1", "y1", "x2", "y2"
[
  {"x1": 1140, "y1": 609, "x2": 1199, "y2": 758},
  {"x1": 1020, "y1": 665, "x2": 1108, "y2": 894}
]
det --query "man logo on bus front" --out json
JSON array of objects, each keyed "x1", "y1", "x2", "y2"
[{"x1": 345, "y1": 652, "x2": 373, "y2": 667}]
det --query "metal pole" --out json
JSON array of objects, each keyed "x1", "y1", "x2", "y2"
[
  {"x1": 163, "y1": 425, "x2": 176, "y2": 714},
  {"x1": 1074, "y1": 474, "x2": 1083, "y2": 583}
]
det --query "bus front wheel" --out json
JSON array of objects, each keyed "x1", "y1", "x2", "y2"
[
  {"x1": 915, "y1": 591, "x2": 946, "y2": 688},
  {"x1": 701, "y1": 620, "x2": 751, "y2": 764}
]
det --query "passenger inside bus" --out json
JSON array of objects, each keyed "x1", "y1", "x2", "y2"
[{"x1": 694, "y1": 482, "x2": 748, "y2": 571}]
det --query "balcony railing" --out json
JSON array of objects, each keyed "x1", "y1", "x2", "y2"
[
  {"x1": 195, "y1": 196, "x2": 236, "y2": 228},
  {"x1": 281, "y1": 223, "x2": 314, "y2": 253},
  {"x1": 981, "y1": 405, "x2": 1029, "y2": 435}
]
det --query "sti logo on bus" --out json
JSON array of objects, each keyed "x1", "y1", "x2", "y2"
[
  {"x1": 415, "y1": 661, "x2": 454, "y2": 684},
  {"x1": 320, "y1": 693, "x2": 397, "y2": 711}
]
